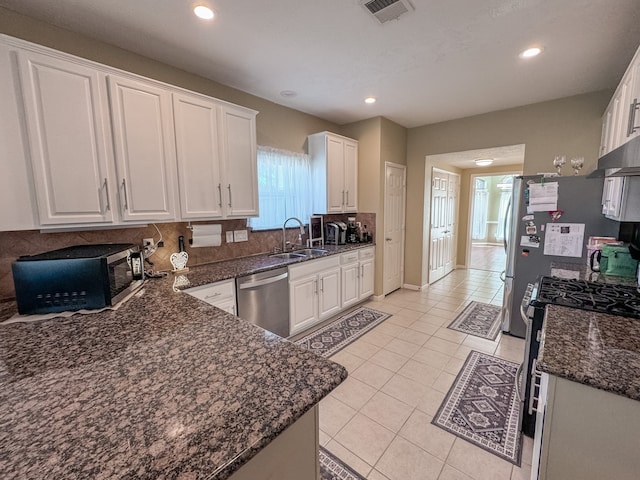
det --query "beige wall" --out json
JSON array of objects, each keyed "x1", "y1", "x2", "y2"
[
  {"x1": 0, "y1": 7, "x2": 339, "y2": 153},
  {"x1": 342, "y1": 117, "x2": 407, "y2": 294},
  {"x1": 405, "y1": 91, "x2": 611, "y2": 287}
]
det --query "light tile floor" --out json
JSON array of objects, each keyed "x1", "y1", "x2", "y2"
[{"x1": 319, "y1": 268, "x2": 533, "y2": 480}]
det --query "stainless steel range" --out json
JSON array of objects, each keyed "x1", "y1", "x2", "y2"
[{"x1": 519, "y1": 276, "x2": 640, "y2": 436}]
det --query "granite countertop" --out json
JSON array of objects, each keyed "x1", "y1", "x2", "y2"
[
  {"x1": 176, "y1": 243, "x2": 374, "y2": 290},
  {"x1": 537, "y1": 304, "x2": 640, "y2": 401},
  {"x1": 0, "y1": 277, "x2": 347, "y2": 479}
]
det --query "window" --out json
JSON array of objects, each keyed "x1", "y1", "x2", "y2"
[
  {"x1": 248, "y1": 146, "x2": 314, "y2": 230},
  {"x1": 472, "y1": 178, "x2": 488, "y2": 240}
]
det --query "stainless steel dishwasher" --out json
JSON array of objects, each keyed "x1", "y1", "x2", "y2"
[{"x1": 236, "y1": 267, "x2": 290, "y2": 337}]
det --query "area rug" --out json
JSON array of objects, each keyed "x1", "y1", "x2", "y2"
[
  {"x1": 295, "y1": 306, "x2": 391, "y2": 357},
  {"x1": 319, "y1": 446, "x2": 366, "y2": 480},
  {"x1": 447, "y1": 301, "x2": 502, "y2": 340},
  {"x1": 432, "y1": 350, "x2": 522, "y2": 465}
]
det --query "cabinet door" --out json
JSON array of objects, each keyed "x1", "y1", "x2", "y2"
[
  {"x1": 0, "y1": 43, "x2": 38, "y2": 230},
  {"x1": 626, "y1": 58, "x2": 640, "y2": 142},
  {"x1": 318, "y1": 267, "x2": 341, "y2": 320},
  {"x1": 600, "y1": 106, "x2": 613, "y2": 156},
  {"x1": 173, "y1": 92, "x2": 223, "y2": 219},
  {"x1": 219, "y1": 104, "x2": 258, "y2": 217},
  {"x1": 19, "y1": 50, "x2": 114, "y2": 225},
  {"x1": 359, "y1": 259, "x2": 375, "y2": 299},
  {"x1": 326, "y1": 136, "x2": 345, "y2": 213},
  {"x1": 341, "y1": 263, "x2": 360, "y2": 309},
  {"x1": 343, "y1": 140, "x2": 358, "y2": 212},
  {"x1": 108, "y1": 75, "x2": 177, "y2": 222},
  {"x1": 290, "y1": 276, "x2": 318, "y2": 335}
]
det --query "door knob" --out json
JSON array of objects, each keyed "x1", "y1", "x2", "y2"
[{"x1": 385, "y1": 238, "x2": 392, "y2": 241}]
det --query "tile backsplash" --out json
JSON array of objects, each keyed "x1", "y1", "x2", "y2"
[{"x1": 0, "y1": 213, "x2": 375, "y2": 301}]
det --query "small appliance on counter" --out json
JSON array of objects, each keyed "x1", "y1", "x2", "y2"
[
  {"x1": 12, "y1": 244, "x2": 144, "y2": 315},
  {"x1": 325, "y1": 221, "x2": 346, "y2": 245},
  {"x1": 346, "y1": 217, "x2": 360, "y2": 244}
]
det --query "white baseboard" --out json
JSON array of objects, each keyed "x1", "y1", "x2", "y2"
[{"x1": 402, "y1": 283, "x2": 429, "y2": 291}]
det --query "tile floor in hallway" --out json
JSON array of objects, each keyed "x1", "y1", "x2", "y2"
[{"x1": 319, "y1": 268, "x2": 533, "y2": 480}]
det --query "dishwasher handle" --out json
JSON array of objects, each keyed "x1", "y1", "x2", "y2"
[{"x1": 238, "y1": 272, "x2": 288, "y2": 289}]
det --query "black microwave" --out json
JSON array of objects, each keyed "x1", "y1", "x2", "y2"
[{"x1": 12, "y1": 244, "x2": 144, "y2": 315}]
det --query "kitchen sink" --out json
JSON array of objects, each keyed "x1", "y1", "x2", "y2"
[
  {"x1": 269, "y1": 252, "x2": 306, "y2": 259},
  {"x1": 296, "y1": 249, "x2": 328, "y2": 256}
]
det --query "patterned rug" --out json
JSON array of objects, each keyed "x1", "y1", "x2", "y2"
[
  {"x1": 319, "y1": 447, "x2": 366, "y2": 480},
  {"x1": 294, "y1": 306, "x2": 391, "y2": 357},
  {"x1": 447, "y1": 301, "x2": 502, "y2": 340},
  {"x1": 432, "y1": 350, "x2": 522, "y2": 465}
]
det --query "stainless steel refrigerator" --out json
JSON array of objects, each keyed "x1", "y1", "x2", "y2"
[{"x1": 501, "y1": 175, "x2": 620, "y2": 338}]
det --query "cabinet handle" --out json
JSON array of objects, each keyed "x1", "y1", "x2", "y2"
[
  {"x1": 320, "y1": 278, "x2": 324, "y2": 292},
  {"x1": 314, "y1": 279, "x2": 318, "y2": 295},
  {"x1": 628, "y1": 98, "x2": 640, "y2": 136},
  {"x1": 121, "y1": 178, "x2": 129, "y2": 210},
  {"x1": 342, "y1": 190, "x2": 345, "y2": 206},
  {"x1": 227, "y1": 184, "x2": 233, "y2": 208},
  {"x1": 346, "y1": 190, "x2": 349, "y2": 206},
  {"x1": 217, "y1": 184, "x2": 223, "y2": 208},
  {"x1": 103, "y1": 178, "x2": 111, "y2": 212}
]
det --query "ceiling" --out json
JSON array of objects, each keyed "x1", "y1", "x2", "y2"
[
  {"x1": 1, "y1": 0, "x2": 640, "y2": 128},
  {"x1": 427, "y1": 144, "x2": 525, "y2": 169}
]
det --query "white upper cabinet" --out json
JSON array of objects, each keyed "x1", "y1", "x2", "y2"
[
  {"x1": 108, "y1": 75, "x2": 177, "y2": 222},
  {"x1": 18, "y1": 49, "x2": 115, "y2": 225},
  {"x1": 0, "y1": 42, "x2": 38, "y2": 230},
  {"x1": 219, "y1": 104, "x2": 259, "y2": 218},
  {"x1": 309, "y1": 131, "x2": 358, "y2": 214},
  {"x1": 173, "y1": 93, "x2": 258, "y2": 220},
  {"x1": 0, "y1": 34, "x2": 259, "y2": 231},
  {"x1": 600, "y1": 44, "x2": 640, "y2": 155},
  {"x1": 173, "y1": 92, "x2": 223, "y2": 219}
]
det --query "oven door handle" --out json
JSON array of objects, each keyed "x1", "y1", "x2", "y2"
[{"x1": 515, "y1": 361, "x2": 524, "y2": 401}]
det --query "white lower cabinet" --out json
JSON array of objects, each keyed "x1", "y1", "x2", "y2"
[
  {"x1": 340, "y1": 247, "x2": 375, "y2": 309},
  {"x1": 289, "y1": 256, "x2": 341, "y2": 336},
  {"x1": 183, "y1": 279, "x2": 236, "y2": 315},
  {"x1": 533, "y1": 374, "x2": 640, "y2": 480}
]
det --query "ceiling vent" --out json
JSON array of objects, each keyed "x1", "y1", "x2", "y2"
[{"x1": 362, "y1": 0, "x2": 415, "y2": 24}]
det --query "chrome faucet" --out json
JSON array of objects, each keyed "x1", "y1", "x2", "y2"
[{"x1": 282, "y1": 217, "x2": 306, "y2": 252}]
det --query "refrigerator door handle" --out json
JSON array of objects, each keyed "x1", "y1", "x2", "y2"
[
  {"x1": 500, "y1": 270, "x2": 506, "y2": 282},
  {"x1": 503, "y1": 197, "x2": 511, "y2": 253}
]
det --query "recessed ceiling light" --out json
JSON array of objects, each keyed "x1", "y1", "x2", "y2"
[
  {"x1": 519, "y1": 47, "x2": 542, "y2": 59},
  {"x1": 364, "y1": 97, "x2": 376, "y2": 104},
  {"x1": 280, "y1": 90, "x2": 297, "y2": 98},
  {"x1": 475, "y1": 159, "x2": 494, "y2": 167},
  {"x1": 194, "y1": 5, "x2": 215, "y2": 20}
]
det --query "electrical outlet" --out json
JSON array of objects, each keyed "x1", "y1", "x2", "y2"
[
  {"x1": 143, "y1": 238, "x2": 154, "y2": 247},
  {"x1": 226, "y1": 231, "x2": 234, "y2": 243},
  {"x1": 234, "y1": 229, "x2": 248, "y2": 242}
]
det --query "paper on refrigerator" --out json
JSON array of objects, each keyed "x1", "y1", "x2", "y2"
[
  {"x1": 543, "y1": 223, "x2": 585, "y2": 257},
  {"x1": 527, "y1": 182, "x2": 558, "y2": 213}
]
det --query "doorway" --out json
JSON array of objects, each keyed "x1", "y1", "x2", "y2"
[{"x1": 468, "y1": 173, "x2": 516, "y2": 272}]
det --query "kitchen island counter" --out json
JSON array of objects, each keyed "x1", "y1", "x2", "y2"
[
  {"x1": 537, "y1": 304, "x2": 640, "y2": 401},
  {"x1": 0, "y1": 277, "x2": 347, "y2": 479}
]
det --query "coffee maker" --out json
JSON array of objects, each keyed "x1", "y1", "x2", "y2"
[
  {"x1": 346, "y1": 217, "x2": 360, "y2": 243},
  {"x1": 326, "y1": 222, "x2": 346, "y2": 245}
]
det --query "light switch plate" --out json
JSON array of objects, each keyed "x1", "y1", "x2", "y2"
[
  {"x1": 226, "y1": 231, "x2": 234, "y2": 243},
  {"x1": 234, "y1": 229, "x2": 248, "y2": 242}
]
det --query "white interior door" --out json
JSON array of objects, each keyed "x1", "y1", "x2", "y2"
[
  {"x1": 383, "y1": 162, "x2": 406, "y2": 295},
  {"x1": 444, "y1": 172, "x2": 460, "y2": 275},
  {"x1": 429, "y1": 170, "x2": 447, "y2": 283}
]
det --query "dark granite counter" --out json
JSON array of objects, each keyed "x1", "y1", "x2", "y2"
[
  {"x1": 0, "y1": 276, "x2": 347, "y2": 479},
  {"x1": 538, "y1": 304, "x2": 640, "y2": 401},
  {"x1": 176, "y1": 243, "x2": 373, "y2": 290}
]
